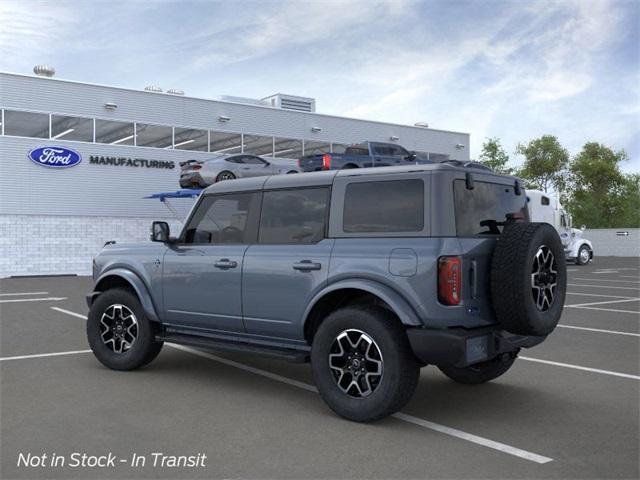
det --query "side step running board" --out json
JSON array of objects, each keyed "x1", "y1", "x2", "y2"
[{"x1": 157, "y1": 333, "x2": 310, "y2": 363}]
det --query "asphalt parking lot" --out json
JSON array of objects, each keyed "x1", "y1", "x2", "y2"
[{"x1": 1, "y1": 256, "x2": 638, "y2": 479}]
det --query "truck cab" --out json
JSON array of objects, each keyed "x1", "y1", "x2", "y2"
[{"x1": 527, "y1": 190, "x2": 594, "y2": 265}]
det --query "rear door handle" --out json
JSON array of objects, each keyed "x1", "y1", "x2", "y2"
[
  {"x1": 214, "y1": 258, "x2": 238, "y2": 269},
  {"x1": 293, "y1": 260, "x2": 321, "y2": 271}
]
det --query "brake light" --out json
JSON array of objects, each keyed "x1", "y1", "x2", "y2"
[
  {"x1": 297, "y1": 158, "x2": 302, "y2": 168},
  {"x1": 438, "y1": 256, "x2": 462, "y2": 305},
  {"x1": 192, "y1": 165, "x2": 202, "y2": 170},
  {"x1": 322, "y1": 154, "x2": 332, "y2": 170}
]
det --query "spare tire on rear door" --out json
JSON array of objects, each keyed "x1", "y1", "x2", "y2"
[{"x1": 491, "y1": 222, "x2": 566, "y2": 336}]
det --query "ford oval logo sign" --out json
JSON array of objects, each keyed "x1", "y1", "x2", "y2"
[{"x1": 28, "y1": 146, "x2": 82, "y2": 168}]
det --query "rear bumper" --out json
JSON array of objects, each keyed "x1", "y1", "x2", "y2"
[
  {"x1": 179, "y1": 172, "x2": 205, "y2": 188},
  {"x1": 407, "y1": 326, "x2": 546, "y2": 368}
]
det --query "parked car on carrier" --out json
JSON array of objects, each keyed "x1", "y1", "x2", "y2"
[
  {"x1": 179, "y1": 154, "x2": 299, "y2": 188},
  {"x1": 87, "y1": 163, "x2": 567, "y2": 422},
  {"x1": 297, "y1": 141, "x2": 429, "y2": 171}
]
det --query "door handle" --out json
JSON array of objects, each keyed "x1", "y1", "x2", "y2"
[
  {"x1": 214, "y1": 259, "x2": 238, "y2": 269},
  {"x1": 293, "y1": 260, "x2": 321, "y2": 271}
]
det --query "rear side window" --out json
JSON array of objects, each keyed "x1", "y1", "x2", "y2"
[
  {"x1": 343, "y1": 180, "x2": 424, "y2": 233},
  {"x1": 259, "y1": 188, "x2": 329, "y2": 244},
  {"x1": 454, "y1": 180, "x2": 528, "y2": 236},
  {"x1": 345, "y1": 147, "x2": 369, "y2": 156}
]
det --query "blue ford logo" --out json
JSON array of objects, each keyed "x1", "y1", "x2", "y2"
[{"x1": 28, "y1": 146, "x2": 82, "y2": 168}]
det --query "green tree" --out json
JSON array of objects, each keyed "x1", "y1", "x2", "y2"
[
  {"x1": 565, "y1": 142, "x2": 638, "y2": 228},
  {"x1": 478, "y1": 137, "x2": 513, "y2": 174},
  {"x1": 516, "y1": 135, "x2": 569, "y2": 192}
]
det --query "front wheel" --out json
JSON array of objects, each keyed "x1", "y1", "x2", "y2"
[
  {"x1": 438, "y1": 353, "x2": 517, "y2": 385},
  {"x1": 87, "y1": 288, "x2": 163, "y2": 371},
  {"x1": 576, "y1": 245, "x2": 591, "y2": 265},
  {"x1": 311, "y1": 306, "x2": 419, "y2": 422}
]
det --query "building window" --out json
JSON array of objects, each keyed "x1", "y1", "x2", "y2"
[
  {"x1": 259, "y1": 188, "x2": 329, "y2": 244},
  {"x1": 173, "y1": 127, "x2": 208, "y2": 151},
  {"x1": 210, "y1": 131, "x2": 243, "y2": 154},
  {"x1": 273, "y1": 137, "x2": 303, "y2": 158},
  {"x1": 95, "y1": 119, "x2": 135, "y2": 145},
  {"x1": 51, "y1": 114, "x2": 93, "y2": 142},
  {"x1": 135, "y1": 123, "x2": 173, "y2": 148},
  {"x1": 3, "y1": 110, "x2": 49, "y2": 138},
  {"x1": 243, "y1": 134, "x2": 274, "y2": 156},
  {"x1": 304, "y1": 141, "x2": 331, "y2": 156},
  {"x1": 343, "y1": 180, "x2": 424, "y2": 233}
]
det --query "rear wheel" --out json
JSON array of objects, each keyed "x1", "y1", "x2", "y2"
[
  {"x1": 87, "y1": 289, "x2": 163, "y2": 370},
  {"x1": 438, "y1": 353, "x2": 517, "y2": 385},
  {"x1": 311, "y1": 306, "x2": 419, "y2": 422},
  {"x1": 216, "y1": 171, "x2": 236, "y2": 182},
  {"x1": 576, "y1": 245, "x2": 591, "y2": 265}
]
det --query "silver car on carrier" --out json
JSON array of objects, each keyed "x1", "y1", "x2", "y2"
[{"x1": 179, "y1": 154, "x2": 300, "y2": 188}]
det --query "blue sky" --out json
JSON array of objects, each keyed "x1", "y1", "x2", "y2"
[{"x1": 1, "y1": 0, "x2": 638, "y2": 171}]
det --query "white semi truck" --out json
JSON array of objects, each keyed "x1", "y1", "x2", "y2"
[{"x1": 527, "y1": 190, "x2": 594, "y2": 265}]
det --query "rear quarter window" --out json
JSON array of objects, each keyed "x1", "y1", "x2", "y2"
[
  {"x1": 343, "y1": 179, "x2": 424, "y2": 233},
  {"x1": 454, "y1": 180, "x2": 528, "y2": 236}
]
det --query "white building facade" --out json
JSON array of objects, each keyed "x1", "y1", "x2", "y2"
[{"x1": 0, "y1": 72, "x2": 470, "y2": 277}]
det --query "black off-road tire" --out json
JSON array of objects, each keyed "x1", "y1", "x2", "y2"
[
  {"x1": 491, "y1": 222, "x2": 566, "y2": 336},
  {"x1": 576, "y1": 245, "x2": 591, "y2": 265},
  {"x1": 87, "y1": 288, "x2": 163, "y2": 371},
  {"x1": 311, "y1": 306, "x2": 420, "y2": 422},
  {"x1": 438, "y1": 353, "x2": 517, "y2": 385}
]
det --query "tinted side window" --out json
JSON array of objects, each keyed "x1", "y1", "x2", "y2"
[
  {"x1": 259, "y1": 188, "x2": 329, "y2": 244},
  {"x1": 454, "y1": 180, "x2": 528, "y2": 236},
  {"x1": 243, "y1": 155, "x2": 266, "y2": 165},
  {"x1": 343, "y1": 180, "x2": 424, "y2": 233},
  {"x1": 184, "y1": 193, "x2": 258, "y2": 244}
]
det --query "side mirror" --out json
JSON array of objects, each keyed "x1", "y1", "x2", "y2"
[
  {"x1": 581, "y1": 225, "x2": 586, "y2": 231},
  {"x1": 151, "y1": 221, "x2": 170, "y2": 242},
  {"x1": 406, "y1": 151, "x2": 417, "y2": 161}
]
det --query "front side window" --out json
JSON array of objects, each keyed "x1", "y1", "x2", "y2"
[
  {"x1": 343, "y1": 179, "x2": 424, "y2": 233},
  {"x1": 454, "y1": 180, "x2": 528, "y2": 236},
  {"x1": 259, "y1": 188, "x2": 329, "y2": 244},
  {"x1": 183, "y1": 193, "x2": 258, "y2": 244}
]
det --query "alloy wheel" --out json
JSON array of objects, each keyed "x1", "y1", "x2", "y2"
[
  {"x1": 328, "y1": 329, "x2": 383, "y2": 398},
  {"x1": 100, "y1": 304, "x2": 138, "y2": 353},
  {"x1": 531, "y1": 245, "x2": 558, "y2": 311}
]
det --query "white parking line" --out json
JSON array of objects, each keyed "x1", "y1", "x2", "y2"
[
  {"x1": 51, "y1": 307, "x2": 88, "y2": 319},
  {"x1": 566, "y1": 305, "x2": 640, "y2": 315},
  {"x1": 566, "y1": 292, "x2": 637, "y2": 299},
  {"x1": 393, "y1": 413, "x2": 553, "y2": 464},
  {"x1": 567, "y1": 298, "x2": 640, "y2": 308},
  {"x1": 0, "y1": 291, "x2": 49, "y2": 296},
  {"x1": 568, "y1": 283, "x2": 640, "y2": 291},
  {"x1": 0, "y1": 297, "x2": 67, "y2": 304},
  {"x1": 170, "y1": 344, "x2": 553, "y2": 464},
  {"x1": 0, "y1": 350, "x2": 92, "y2": 362},
  {"x1": 45, "y1": 308, "x2": 553, "y2": 464},
  {"x1": 557, "y1": 324, "x2": 640, "y2": 337},
  {"x1": 520, "y1": 357, "x2": 640, "y2": 380},
  {"x1": 573, "y1": 278, "x2": 640, "y2": 284},
  {"x1": 593, "y1": 271, "x2": 619, "y2": 274},
  {"x1": 620, "y1": 275, "x2": 640, "y2": 279}
]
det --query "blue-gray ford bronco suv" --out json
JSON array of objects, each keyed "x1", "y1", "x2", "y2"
[{"x1": 87, "y1": 164, "x2": 566, "y2": 422}]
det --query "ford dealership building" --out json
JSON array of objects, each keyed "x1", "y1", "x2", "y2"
[{"x1": 0, "y1": 70, "x2": 470, "y2": 277}]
